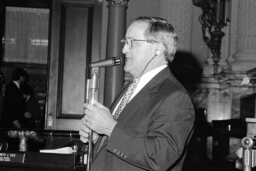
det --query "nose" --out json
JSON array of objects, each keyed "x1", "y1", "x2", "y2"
[{"x1": 122, "y1": 43, "x2": 129, "y2": 54}]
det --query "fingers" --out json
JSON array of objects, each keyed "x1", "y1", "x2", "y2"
[
  {"x1": 83, "y1": 103, "x2": 95, "y2": 116},
  {"x1": 79, "y1": 128, "x2": 99, "y2": 144},
  {"x1": 83, "y1": 104, "x2": 92, "y2": 119},
  {"x1": 93, "y1": 101, "x2": 106, "y2": 109},
  {"x1": 79, "y1": 125, "x2": 90, "y2": 136},
  {"x1": 83, "y1": 103, "x2": 101, "y2": 120},
  {"x1": 79, "y1": 118, "x2": 91, "y2": 143},
  {"x1": 79, "y1": 128, "x2": 89, "y2": 143},
  {"x1": 84, "y1": 101, "x2": 105, "y2": 111},
  {"x1": 83, "y1": 114, "x2": 92, "y2": 128},
  {"x1": 80, "y1": 135, "x2": 88, "y2": 143},
  {"x1": 82, "y1": 115, "x2": 88, "y2": 123}
]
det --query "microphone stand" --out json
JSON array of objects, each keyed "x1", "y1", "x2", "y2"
[
  {"x1": 84, "y1": 57, "x2": 121, "y2": 170},
  {"x1": 85, "y1": 67, "x2": 99, "y2": 171}
]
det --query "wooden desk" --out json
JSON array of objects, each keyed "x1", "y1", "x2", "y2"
[{"x1": 0, "y1": 152, "x2": 86, "y2": 171}]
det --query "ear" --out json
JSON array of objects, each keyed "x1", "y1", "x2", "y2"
[
  {"x1": 154, "y1": 43, "x2": 165, "y2": 56},
  {"x1": 155, "y1": 50, "x2": 161, "y2": 56}
]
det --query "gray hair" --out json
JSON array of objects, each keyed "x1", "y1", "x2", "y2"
[{"x1": 134, "y1": 16, "x2": 178, "y2": 62}]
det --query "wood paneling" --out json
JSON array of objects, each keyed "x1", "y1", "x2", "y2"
[
  {"x1": 47, "y1": 0, "x2": 102, "y2": 130},
  {"x1": 57, "y1": 4, "x2": 92, "y2": 118}
]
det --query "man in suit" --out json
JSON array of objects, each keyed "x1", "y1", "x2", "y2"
[
  {"x1": 79, "y1": 16, "x2": 195, "y2": 171},
  {"x1": 1, "y1": 67, "x2": 27, "y2": 129}
]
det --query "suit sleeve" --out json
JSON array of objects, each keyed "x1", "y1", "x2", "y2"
[{"x1": 106, "y1": 91, "x2": 195, "y2": 171}]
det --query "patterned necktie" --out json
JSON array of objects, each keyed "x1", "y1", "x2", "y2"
[
  {"x1": 113, "y1": 79, "x2": 138, "y2": 119},
  {"x1": 96, "y1": 79, "x2": 138, "y2": 154}
]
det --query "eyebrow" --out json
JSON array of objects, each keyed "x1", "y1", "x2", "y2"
[
  {"x1": 125, "y1": 37, "x2": 133, "y2": 39},
  {"x1": 125, "y1": 37, "x2": 146, "y2": 40}
]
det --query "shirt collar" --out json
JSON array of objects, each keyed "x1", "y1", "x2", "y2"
[
  {"x1": 139, "y1": 65, "x2": 167, "y2": 82},
  {"x1": 130, "y1": 65, "x2": 167, "y2": 100}
]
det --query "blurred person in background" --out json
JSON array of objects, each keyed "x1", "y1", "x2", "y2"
[
  {"x1": 20, "y1": 84, "x2": 41, "y2": 129},
  {"x1": 0, "y1": 67, "x2": 27, "y2": 129}
]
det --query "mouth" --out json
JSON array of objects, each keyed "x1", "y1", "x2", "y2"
[{"x1": 125, "y1": 57, "x2": 132, "y2": 61}]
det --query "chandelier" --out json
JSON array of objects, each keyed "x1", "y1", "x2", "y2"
[{"x1": 192, "y1": 0, "x2": 231, "y2": 76}]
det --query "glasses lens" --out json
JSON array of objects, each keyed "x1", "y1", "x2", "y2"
[{"x1": 121, "y1": 38, "x2": 131, "y2": 48}]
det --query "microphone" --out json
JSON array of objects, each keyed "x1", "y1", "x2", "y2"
[{"x1": 90, "y1": 57, "x2": 122, "y2": 68}]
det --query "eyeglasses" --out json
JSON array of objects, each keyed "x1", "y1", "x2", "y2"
[{"x1": 121, "y1": 38, "x2": 160, "y2": 49}]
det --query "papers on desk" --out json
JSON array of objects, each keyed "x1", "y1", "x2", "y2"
[
  {"x1": 0, "y1": 152, "x2": 25, "y2": 163},
  {"x1": 40, "y1": 147, "x2": 76, "y2": 154}
]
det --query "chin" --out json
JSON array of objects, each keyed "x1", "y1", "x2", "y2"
[{"x1": 124, "y1": 66, "x2": 132, "y2": 75}]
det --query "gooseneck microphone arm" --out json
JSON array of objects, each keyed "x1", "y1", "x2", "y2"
[{"x1": 90, "y1": 56, "x2": 122, "y2": 68}]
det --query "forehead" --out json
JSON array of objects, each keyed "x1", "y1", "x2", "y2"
[{"x1": 126, "y1": 21, "x2": 149, "y2": 38}]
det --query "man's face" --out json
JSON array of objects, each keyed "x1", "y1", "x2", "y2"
[{"x1": 122, "y1": 21, "x2": 156, "y2": 78}]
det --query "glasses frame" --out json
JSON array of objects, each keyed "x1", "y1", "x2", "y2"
[{"x1": 121, "y1": 38, "x2": 160, "y2": 49}]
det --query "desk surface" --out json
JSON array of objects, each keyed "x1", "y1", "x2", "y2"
[{"x1": 0, "y1": 152, "x2": 86, "y2": 171}]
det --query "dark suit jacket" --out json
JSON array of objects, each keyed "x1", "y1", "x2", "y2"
[
  {"x1": 92, "y1": 68, "x2": 195, "y2": 171},
  {"x1": 1, "y1": 82, "x2": 26, "y2": 129},
  {"x1": 22, "y1": 95, "x2": 42, "y2": 129}
]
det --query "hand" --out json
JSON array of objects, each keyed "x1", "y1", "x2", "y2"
[
  {"x1": 79, "y1": 117, "x2": 99, "y2": 143},
  {"x1": 83, "y1": 101, "x2": 117, "y2": 137},
  {"x1": 24, "y1": 112, "x2": 32, "y2": 118}
]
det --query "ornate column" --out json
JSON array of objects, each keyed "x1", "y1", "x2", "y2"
[
  {"x1": 104, "y1": 0, "x2": 128, "y2": 107},
  {"x1": 231, "y1": 0, "x2": 256, "y2": 71}
]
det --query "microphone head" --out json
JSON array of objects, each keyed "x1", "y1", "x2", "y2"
[
  {"x1": 90, "y1": 57, "x2": 122, "y2": 68},
  {"x1": 112, "y1": 56, "x2": 122, "y2": 66}
]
